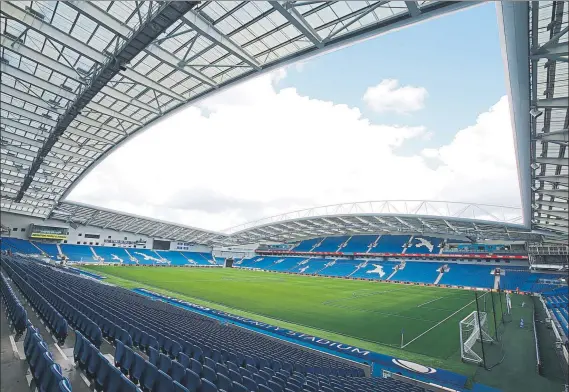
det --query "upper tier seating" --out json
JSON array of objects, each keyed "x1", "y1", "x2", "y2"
[
  {"x1": 60, "y1": 244, "x2": 97, "y2": 262},
  {"x1": 370, "y1": 235, "x2": 410, "y2": 253},
  {"x1": 292, "y1": 238, "x2": 320, "y2": 252},
  {"x1": 312, "y1": 236, "x2": 349, "y2": 252},
  {"x1": 1, "y1": 237, "x2": 41, "y2": 254},
  {"x1": 93, "y1": 246, "x2": 137, "y2": 264},
  {"x1": 340, "y1": 235, "x2": 378, "y2": 253},
  {"x1": 405, "y1": 236, "x2": 442, "y2": 254}
]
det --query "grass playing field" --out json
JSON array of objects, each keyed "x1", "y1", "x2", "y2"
[{"x1": 83, "y1": 265, "x2": 506, "y2": 375}]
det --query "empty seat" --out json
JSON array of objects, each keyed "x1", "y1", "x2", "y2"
[{"x1": 154, "y1": 370, "x2": 174, "y2": 392}]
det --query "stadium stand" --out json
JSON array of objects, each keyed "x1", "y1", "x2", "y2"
[
  {"x1": 93, "y1": 246, "x2": 136, "y2": 264},
  {"x1": 1, "y1": 271, "x2": 73, "y2": 391},
  {"x1": 312, "y1": 236, "x2": 349, "y2": 252},
  {"x1": 340, "y1": 235, "x2": 378, "y2": 253},
  {"x1": 60, "y1": 244, "x2": 98, "y2": 263},
  {"x1": 292, "y1": 238, "x2": 321, "y2": 252},
  {"x1": 156, "y1": 250, "x2": 192, "y2": 266},
  {"x1": 404, "y1": 236, "x2": 442, "y2": 254},
  {"x1": 438, "y1": 264, "x2": 495, "y2": 289},
  {"x1": 391, "y1": 262, "x2": 441, "y2": 284},
  {"x1": 34, "y1": 241, "x2": 61, "y2": 259},
  {"x1": 370, "y1": 235, "x2": 409, "y2": 253},
  {"x1": 543, "y1": 289, "x2": 569, "y2": 338},
  {"x1": 1, "y1": 255, "x2": 436, "y2": 392},
  {"x1": 1, "y1": 237, "x2": 41, "y2": 255}
]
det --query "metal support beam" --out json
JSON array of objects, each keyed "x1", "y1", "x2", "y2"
[
  {"x1": 536, "y1": 97, "x2": 569, "y2": 108},
  {"x1": 405, "y1": 1, "x2": 421, "y2": 17},
  {"x1": 535, "y1": 209, "x2": 568, "y2": 220},
  {"x1": 1, "y1": 85, "x2": 64, "y2": 114},
  {"x1": 0, "y1": 35, "x2": 86, "y2": 84},
  {"x1": 181, "y1": 10, "x2": 260, "y2": 69},
  {"x1": 14, "y1": 1, "x2": 199, "y2": 202},
  {"x1": 536, "y1": 157, "x2": 569, "y2": 166},
  {"x1": 1, "y1": 118, "x2": 50, "y2": 137},
  {"x1": 1, "y1": 2, "x2": 107, "y2": 64},
  {"x1": 536, "y1": 129, "x2": 568, "y2": 142},
  {"x1": 1, "y1": 102, "x2": 56, "y2": 126},
  {"x1": 535, "y1": 175, "x2": 568, "y2": 185},
  {"x1": 271, "y1": 2, "x2": 323, "y2": 48},
  {"x1": 534, "y1": 188, "x2": 569, "y2": 199},
  {"x1": 1, "y1": 63, "x2": 76, "y2": 101},
  {"x1": 535, "y1": 199, "x2": 569, "y2": 209}
]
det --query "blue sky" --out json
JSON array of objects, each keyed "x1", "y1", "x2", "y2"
[
  {"x1": 280, "y1": 3, "x2": 505, "y2": 155},
  {"x1": 72, "y1": 3, "x2": 520, "y2": 230}
]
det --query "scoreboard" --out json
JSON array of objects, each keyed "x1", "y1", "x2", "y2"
[{"x1": 29, "y1": 224, "x2": 69, "y2": 240}]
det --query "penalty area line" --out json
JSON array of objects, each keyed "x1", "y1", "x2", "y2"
[
  {"x1": 417, "y1": 297, "x2": 442, "y2": 308},
  {"x1": 402, "y1": 293, "x2": 485, "y2": 349}
]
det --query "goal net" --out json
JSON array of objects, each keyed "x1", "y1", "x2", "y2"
[{"x1": 460, "y1": 310, "x2": 494, "y2": 364}]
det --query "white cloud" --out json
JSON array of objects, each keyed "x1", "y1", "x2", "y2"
[
  {"x1": 363, "y1": 79, "x2": 428, "y2": 114},
  {"x1": 69, "y1": 70, "x2": 518, "y2": 231}
]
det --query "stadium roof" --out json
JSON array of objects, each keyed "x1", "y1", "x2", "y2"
[
  {"x1": 498, "y1": 2, "x2": 568, "y2": 240},
  {"x1": 1, "y1": 1, "x2": 566, "y2": 245},
  {"x1": 0, "y1": 0, "x2": 477, "y2": 217},
  {"x1": 47, "y1": 200, "x2": 554, "y2": 246}
]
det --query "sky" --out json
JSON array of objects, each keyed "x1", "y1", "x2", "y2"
[{"x1": 68, "y1": 3, "x2": 521, "y2": 232}]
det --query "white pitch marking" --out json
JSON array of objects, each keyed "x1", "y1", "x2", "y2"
[
  {"x1": 402, "y1": 293, "x2": 486, "y2": 349},
  {"x1": 417, "y1": 297, "x2": 443, "y2": 308},
  {"x1": 9, "y1": 335, "x2": 21, "y2": 360}
]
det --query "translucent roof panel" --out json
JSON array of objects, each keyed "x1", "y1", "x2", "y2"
[
  {"x1": 528, "y1": 1, "x2": 568, "y2": 239},
  {"x1": 1, "y1": 1, "x2": 477, "y2": 218}
]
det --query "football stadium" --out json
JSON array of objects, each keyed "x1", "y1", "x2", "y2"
[{"x1": 0, "y1": 2, "x2": 568, "y2": 392}]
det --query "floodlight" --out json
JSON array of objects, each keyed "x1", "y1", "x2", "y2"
[
  {"x1": 530, "y1": 163, "x2": 541, "y2": 170},
  {"x1": 531, "y1": 186, "x2": 538, "y2": 192},
  {"x1": 530, "y1": 108, "x2": 543, "y2": 118}
]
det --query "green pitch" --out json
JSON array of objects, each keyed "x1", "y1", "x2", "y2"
[{"x1": 83, "y1": 266, "x2": 498, "y2": 375}]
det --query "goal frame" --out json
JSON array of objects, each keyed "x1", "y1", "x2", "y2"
[{"x1": 459, "y1": 310, "x2": 494, "y2": 364}]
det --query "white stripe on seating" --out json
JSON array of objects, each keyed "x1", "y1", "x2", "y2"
[
  {"x1": 9, "y1": 335, "x2": 21, "y2": 360},
  {"x1": 80, "y1": 372, "x2": 91, "y2": 387},
  {"x1": 53, "y1": 342, "x2": 70, "y2": 363}
]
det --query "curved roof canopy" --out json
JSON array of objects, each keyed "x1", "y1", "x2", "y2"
[
  {"x1": 0, "y1": 0, "x2": 476, "y2": 217},
  {"x1": 48, "y1": 200, "x2": 553, "y2": 246},
  {"x1": 499, "y1": 1, "x2": 568, "y2": 239}
]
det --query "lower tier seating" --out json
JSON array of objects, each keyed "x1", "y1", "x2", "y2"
[
  {"x1": 1, "y1": 271, "x2": 72, "y2": 391},
  {"x1": 2, "y1": 255, "x2": 429, "y2": 392}
]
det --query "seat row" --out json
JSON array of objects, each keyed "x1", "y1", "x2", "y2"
[
  {"x1": 74, "y1": 331, "x2": 139, "y2": 392},
  {"x1": 24, "y1": 323, "x2": 73, "y2": 391},
  {"x1": 5, "y1": 263, "x2": 68, "y2": 344},
  {"x1": 1, "y1": 271, "x2": 27, "y2": 335},
  {"x1": 1, "y1": 271, "x2": 73, "y2": 392},
  {"x1": 5, "y1": 256, "x2": 357, "y2": 376},
  {"x1": 3, "y1": 257, "x2": 426, "y2": 392}
]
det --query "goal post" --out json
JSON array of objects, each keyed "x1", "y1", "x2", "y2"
[{"x1": 459, "y1": 310, "x2": 494, "y2": 364}]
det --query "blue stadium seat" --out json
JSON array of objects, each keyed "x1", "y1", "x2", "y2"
[{"x1": 155, "y1": 370, "x2": 174, "y2": 392}]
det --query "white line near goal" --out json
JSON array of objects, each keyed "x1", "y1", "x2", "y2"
[{"x1": 402, "y1": 292, "x2": 487, "y2": 349}]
